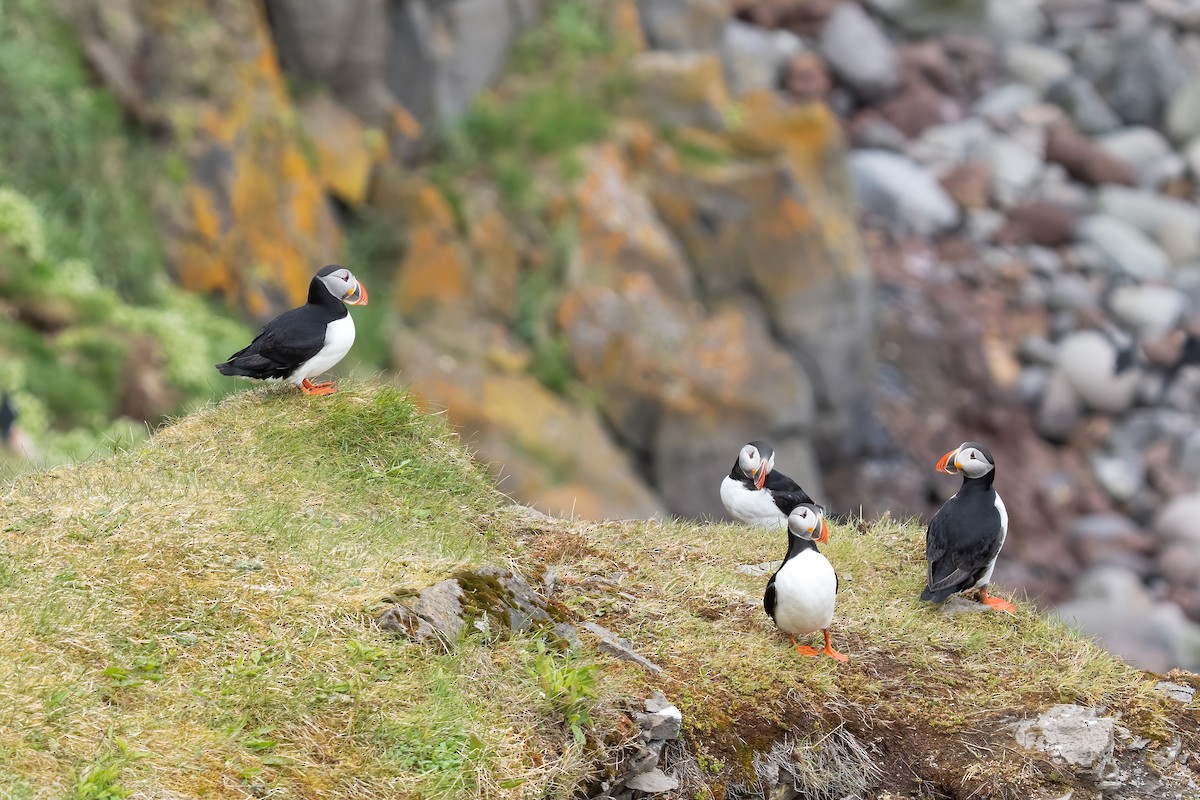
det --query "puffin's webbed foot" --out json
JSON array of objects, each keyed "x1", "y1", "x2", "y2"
[
  {"x1": 301, "y1": 378, "x2": 337, "y2": 396},
  {"x1": 978, "y1": 588, "x2": 1017, "y2": 614},
  {"x1": 822, "y1": 629, "x2": 849, "y2": 663}
]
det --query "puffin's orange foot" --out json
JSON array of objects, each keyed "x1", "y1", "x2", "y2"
[
  {"x1": 301, "y1": 378, "x2": 336, "y2": 396},
  {"x1": 979, "y1": 589, "x2": 1017, "y2": 614},
  {"x1": 793, "y1": 644, "x2": 821, "y2": 657},
  {"x1": 822, "y1": 630, "x2": 849, "y2": 662}
]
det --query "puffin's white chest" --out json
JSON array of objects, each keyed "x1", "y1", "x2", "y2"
[
  {"x1": 720, "y1": 476, "x2": 786, "y2": 531},
  {"x1": 771, "y1": 550, "x2": 837, "y2": 636},
  {"x1": 290, "y1": 315, "x2": 355, "y2": 383},
  {"x1": 973, "y1": 492, "x2": 1009, "y2": 588}
]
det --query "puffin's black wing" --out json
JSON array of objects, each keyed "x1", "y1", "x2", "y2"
[
  {"x1": 921, "y1": 492, "x2": 1003, "y2": 602},
  {"x1": 216, "y1": 306, "x2": 327, "y2": 380},
  {"x1": 764, "y1": 469, "x2": 818, "y2": 515},
  {"x1": 763, "y1": 574, "x2": 777, "y2": 621}
]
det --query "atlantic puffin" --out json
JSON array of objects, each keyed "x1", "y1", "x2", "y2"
[
  {"x1": 764, "y1": 504, "x2": 848, "y2": 662},
  {"x1": 922, "y1": 441, "x2": 1016, "y2": 613},
  {"x1": 216, "y1": 264, "x2": 368, "y2": 395},
  {"x1": 721, "y1": 440, "x2": 817, "y2": 531}
]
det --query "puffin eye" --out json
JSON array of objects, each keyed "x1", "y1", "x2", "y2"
[{"x1": 971, "y1": 453, "x2": 977, "y2": 460}]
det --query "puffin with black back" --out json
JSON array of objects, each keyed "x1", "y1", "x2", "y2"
[
  {"x1": 720, "y1": 440, "x2": 818, "y2": 531},
  {"x1": 216, "y1": 265, "x2": 368, "y2": 395},
  {"x1": 764, "y1": 503, "x2": 848, "y2": 662},
  {"x1": 922, "y1": 441, "x2": 1016, "y2": 613}
]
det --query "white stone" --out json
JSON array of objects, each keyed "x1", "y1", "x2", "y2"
[
  {"x1": 1108, "y1": 284, "x2": 1188, "y2": 334},
  {"x1": 1076, "y1": 215, "x2": 1172, "y2": 281},
  {"x1": 1013, "y1": 705, "x2": 1115, "y2": 779},
  {"x1": 850, "y1": 149, "x2": 960, "y2": 236},
  {"x1": 820, "y1": 3, "x2": 900, "y2": 99},
  {"x1": 1006, "y1": 42, "x2": 1073, "y2": 93},
  {"x1": 1057, "y1": 330, "x2": 1140, "y2": 413}
]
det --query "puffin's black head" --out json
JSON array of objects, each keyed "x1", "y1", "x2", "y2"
[
  {"x1": 737, "y1": 440, "x2": 775, "y2": 489},
  {"x1": 935, "y1": 441, "x2": 995, "y2": 480},
  {"x1": 787, "y1": 503, "x2": 829, "y2": 544},
  {"x1": 314, "y1": 264, "x2": 368, "y2": 306}
]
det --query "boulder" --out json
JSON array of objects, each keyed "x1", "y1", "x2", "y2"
[
  {"x1": 1045, "y1": 75, "x2": 1122, "y2": 135},
  {"x1": 1057, "y1": 330, "x2": 1141, "y2": 414},
  {"x1": 1012, "y1": 705, "x2": 1115, "y2": 780},
  {"x1": 1108, "y1": 285, "x2": 1188, "y2": 335},
  {"x1": 574, "y1": 144, "x2": 696, "y2": 299},
  {"x1": 1095, "y1": 185, "x2": 1200, "y2": 264},
  {"x1": 1096, "y1": 126, "x2": 1175, "y2": 187},
  {"x1": 721, "y1": 20, "x2": 803, "y2": 97},
  {"x1": 1044, "y1": 125, "x2": 1137, "y2": 187},
  {"x1": 1005, "y1": 42, "x2": 1072, "y2": 94},
  {"x1": 849, "y1": 150, "x2": 960, "y2": 236},
  {"x1": 298, "y1": 93, "x2": 384, "y2": 205},
  {"x1": 820, "y1": 3, "x2": 901, "y2": 101},
  {"x1": 636, "y1": 0, "x2": 727, "y2": 51},
  {"x1": 1076, "y1": 215, "x2": 1172, "y2": 281},
  {"x1": 633, "y1": 51, "x2": 731, "y2": 130},
  {"x1": 1104, "y1": 26, "x2": 1187, "y2": 128}
]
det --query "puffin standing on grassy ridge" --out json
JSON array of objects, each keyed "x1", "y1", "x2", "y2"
[
  {"x1": 764, "y1": 504, "x2": 848, "y2": 662},
  {"x1": 720, "y1": 440, "x2": 818, "y2": 531},
  {"x1": 216, "y1": 265, "x2": 368, "y2": 396},
  {"x1": 922, "y1": 441, "x2": 1016, "y2": 613}
]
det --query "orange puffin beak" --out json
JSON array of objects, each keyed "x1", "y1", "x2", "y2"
[
  {"x1": 753, "y1": 465, "x2": 767, "y2": 490},
  {"x1": 935, "y1": 447, "x2": 960, "y2": 475},
  {"x1": 345, "y1": 281, "x2": 369, "y2": 306},
  {"x1": 817, "y1": 518, "x2": 829, "y2": 544}
]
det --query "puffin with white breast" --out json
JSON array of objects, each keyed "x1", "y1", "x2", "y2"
[
  {"x1": 216, "y1": 264, "x2": 368, "y2": 395},
  {"x1": 922, "y1": 441, "x2": 1016, "y2": 613},
  {"x1": 720, "y1": 440, "x2": 818, "y2": 531},
  {"x1": 764, "y1": 504, "x2": 848, "y2": 662}
]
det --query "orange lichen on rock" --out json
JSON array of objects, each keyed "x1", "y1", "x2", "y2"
[
  {"x1": 299, "y1": 94, "x2": 383, "y2": 206},
  {"x1": 392, "y1": 182, "x2": 472, "y2": 317}
]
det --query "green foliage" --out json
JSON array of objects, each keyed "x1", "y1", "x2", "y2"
[
  {"x1": 64, "y1": 738, "x2": 146, "y2": 800},
  {"x1": 529, "y1": 639, "x2": 597, "y2": 744},
  {"x1": 0, "y1": 186, "x2": 45, "y2": 261}
]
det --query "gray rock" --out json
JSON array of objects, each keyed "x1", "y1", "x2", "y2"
[
  {"x1": 1015, "y1": 366, "x2": 1050, "y2": 405},
  {"x1": 1076, "y1": 215, "x2": 1172, "y2": 281},
  {"x1": 1095, "y1": 185, "x2": 1200, "y2": 264},
  {"x1": 1168, "y1": 76, "x2": 1200, "y2": 145},
  {"x1": 820, "y1": 3, "x2": 901, "y2": 100},
  {"x1": 1105, "y1": 26, "x2": 1188, "y2": 127},
  {"x1": 637, "y1": 705, "x2": 682, "y2": 740},
  {"x1": 1046, "y1": 75, "x2": 1122, "y2": 135},
  {"x1": 643, "y1": 691, "x2": 671, "y2": 713},
  {"x1": 581, "y1": 622, "x2": 664, "y2": 673},
  {"x1": 867, "y1": 0, "x2": 987, "y2": 35},
  {"x1": 1057, "y1": 330, "x2": 1141, "y2": 413},
  {"x1": 632, "y1": 51, "x2": 728, "y2": 130},
  {"x1": 1178, "y1": 430, "x2": 1200, "y2": 483},
  {"x1": 967, "y1": 208, "x2": 1007, "y2": 244},
  {"x1": 985, "y1": 0, "x2": 1046, "y2": 41},
  {"x1": 1026, "y1": 245, "x2": 1065, "y2": 276},
  {"x1": 1091, "y1": 454, "x2": 1145, "y2": 502},
  {"x1": 852, "y1": 115, "x2": 909, "y2": 152},
  {"x1": 1097, "y1": 126, "x2": 1175, "y2": 188},
  {"x1": 1147, "y1": 0, "x2": 1200, "y2": 31},
  {"x1": 721, "y1": 21, "x2": 802, "y2": 97},
  {"x1": 974, "y1": 84, "x2": 1040, "y2": 126},
  {"x1": 909, "y1": 118, "x2": 993, "y2": 172},
  {"x1": 1047, "y1": 272, "x2": 1098, "y2": 312},
  {"x1": 987, "y1": 136, "x2": 1044, "y2": 208},
  {"x1": 1012, "y1": 705, "x2": 1115, "y2": 780},
  {"x1": 636, "y1": 0, "x2": 726, "y2": 51},
  {"x1": 850, "y1": 149, "x2": 961, "y2": 236},
  {"x1": 1018, "y1": 334, "x2": 1060, "y2": 365},
  {"x1": 1108, "y1": 284, "x2": 1189, "y2": 334},
  {"x1": 625, "y1": 768, "x2": 679, "y2": 794},
  {"x1": 1187, "y1": 137, "x2": 1200, "y2": 178},
  {"x1": 1035, "y1": 367, "x2": 1083, "y2": 441},
  {"x1": 1043, "y1": 0, "x2": 1112, "y2": 30},
  {"x1": 1154, "y1": 492, "x2": 1200, "y2": 544},
  {"x1": 1005, "y1": 41, "x2": 1072, "y2": 93},
  {"x1": 1155, "y1": 681, "x2": 1196, "y2": 704},
  {"x1": 378, "y1": 579, "x2": 465, "y2": 645}
]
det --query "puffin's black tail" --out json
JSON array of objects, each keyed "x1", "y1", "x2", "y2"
[{"x1": 920, "y1": 586, "x2": 957, "y2": 603}]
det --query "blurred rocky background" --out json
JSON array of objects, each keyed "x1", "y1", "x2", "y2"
[{"x1": 2, "y1": 0, "x2": 1199, "y2": 672}]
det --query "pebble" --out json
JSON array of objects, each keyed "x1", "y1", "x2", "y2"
[
  {"x1": 850, "y1": 149, "x2": 961, "y2": 235},
  {"x1": 1108, "y1": 284, "x2": 1188, "y2": 334},
  {"x1": 1058, "y1": 329, "x2": 1141, "y2": 413},
  {"x1": 1076, "y1": 215, "x2": 1172, "y2": 281},
  {"x1": 1005, "y1": 41, "x2": 1073, "y2": 93},
  {"x1": 820, "y1": 3, "x2": 901, "y2": 100}
]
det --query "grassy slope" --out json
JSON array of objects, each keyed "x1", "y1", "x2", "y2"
[{"x1": 0, "y1": 383, "x2": 1193, "y2": 799}]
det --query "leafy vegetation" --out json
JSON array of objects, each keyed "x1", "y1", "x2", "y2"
[{"x1": 0, "y1": 382, "x2": 1190, "y2": 799}]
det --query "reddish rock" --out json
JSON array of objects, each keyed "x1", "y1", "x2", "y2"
[
  {"x1": 900, "y1": 40, "x2": 966, "y2": 99},
  {"x1": 879, "y1": 76, "x2": 961, "y2": 139},
  {"x1": 994, "y1": 201, "x2": 1080, "y2": 247},
  {"x1": 1045, "y1": 125, "x2": 1138, "y2": 187},
  {"x1": 939, "y1": 162, "x2": 992, "y2": 210}
]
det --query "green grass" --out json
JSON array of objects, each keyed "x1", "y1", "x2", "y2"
[
  {"x1": 0, "y1": 381, "x2": 1190, "y2": 799},
  {"x1": 0, "y1": 0, "x2": 167, "y2": 304}
]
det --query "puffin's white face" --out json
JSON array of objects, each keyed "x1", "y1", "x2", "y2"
[
  {"x1": 788, "y1": 504, "x2": 829, "y2": 544},
  {"x1": 318, "y1": 268, "x2": 369, "y2": 306},
  {"x1": 936, "y1": 442, "x2": 995, "y2": 479},
  {"x1": 738, "y1": 443, "x2": 774, "y2": 489}
]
